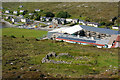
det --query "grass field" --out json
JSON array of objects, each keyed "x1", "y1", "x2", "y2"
[
  {"x1": 2, "y1": 28, "x2": 119, "y2": 78},
  {"x1": 2, "y1": 28, "x2": 48, "y2": 38},
  {"x1": 2, "y1": 2, "x2": 118, "y2": 23}
]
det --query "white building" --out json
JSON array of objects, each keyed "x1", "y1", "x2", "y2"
[
  {"x1": 112, "y1": 26, "x2": 119, "y2": 29},
  {"x1": 20, "y1": 10, "x2": 24, "y2": 13},
  {"x1": 19, "y1": 15, "x2": 24, "y2": 18},
  {"x1": 29, "y1": 13, "x2": 34, "y2": 15},
  {"x1": 86, "y1": 22, "x2": 100, "y2": 27},
  {"x1": 5, "y1": 10, "x2": 10, "y2": 14},
  {"x1": 66, "y1": 19, "x2": 73, "y2": 23},
  {"x1": 5, "y1": 16, "x2": 10, "y2": 20},
  {"x1": 72, "y1": 19, "x2": 79, "y2": 24},
  {"x1": 21, "y1": 18, "x2": 30, "y2": 23},
  {"x1": 35, "y1": 9, "x2": 40, "y2": 12},
  {"x1": 13, "y1": 11, "x2": 18, "y2": 14},
  {"x1": 79, "y1": 20, "x2": 86, "y2": 25},
  {"x1": 11, "y1": 18, "x2": 20, "y2": 22},
  {"x1": 19, "y1": 5, "x2": 23, "y2": 8}
]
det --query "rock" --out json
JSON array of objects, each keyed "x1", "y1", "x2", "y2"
[
  {"x1": 40, "y1": 74, "x2": 46, "y2": 78},
  {"x1": 48, "y1": 52, "x2": 57, "y2": 57},
  {"x1": 56, "y1": 74, "x2": 61, "y2": 77}
]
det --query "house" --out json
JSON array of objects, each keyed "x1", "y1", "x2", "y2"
[
  {"x1": 86, "y1": 22, "x2": 100, "y2": 27},
  {"x1": 5, "y1": 16, "x2": 10, "y2": 20},
  {"x1": 29, "y1": 13, "x2": 34, "y2": 16},
  {"x1": 13, "y1": 11, "x2": 18, "y2": 14},
  {"x1": 20, "y1": 10, "x2": 24, "y2": 13},
  {"x1": 5, "y1": 10, "x2": 10, "y2": 14},
  {"x1": 11, "y1": 18, "x2": 21, "y2": 22},
  {"x1": 52, "y1": 18, "x2": 66, "y2": 25},
  {"x1": 46, "y1": 17, "x2": 52, "y2": 22},
  {"x1": 112, "y1": 26, "x2": 119, "y2": 29},
  {"x1": 66, "y1": 19, "x2": 73, "y2": 23},
  {"x1": 19, "y1": 5, "x2": 23, "y2": 8},
  {"x1": 35, "y1": 9, "x2": 40, "y2": 12},
  {"x1": 21, "y1": 18, "x2": 30, "y2": 23},
  {"x1": 19, "y1": 15, "x2": 24, "y2": 18},
  {"x1": 72, "y1": 19, "x2": 79, "y2": 24},
  {"x1": 60, "y1": 18, "x2": 66, "y2": 25},
  {"x1": 40, "y1": 17, "x2": 46, "y2": 22},
  {"x1": 79, "y1": 20, "x2": 86, "y2": 25}
]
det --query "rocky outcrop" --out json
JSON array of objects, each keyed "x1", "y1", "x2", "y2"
[{"x1": 41, "y1": 52, "x2": 72, "y2": 64}]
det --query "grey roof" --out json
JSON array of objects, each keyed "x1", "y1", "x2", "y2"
[{"x1": 80, "y1": 25, "x2": 118, "y2": 35}]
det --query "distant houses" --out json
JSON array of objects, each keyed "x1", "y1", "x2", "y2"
[
  {"x1": 79, "y1": 20, "x2": 100, "y2": 27},
  {"x1": 86, "y1": 22, "x2": 100, "y2": 27},
  {"x1": 35, "y1": 9, "x2": 40, "y2": 12},
  {"x1": 52, "y1": 18, "x2": 66, "y2": 25}
]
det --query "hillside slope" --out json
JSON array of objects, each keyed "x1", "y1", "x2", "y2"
[{"x1": 2, "y1": 2, "x2": 118, "y2": 23}]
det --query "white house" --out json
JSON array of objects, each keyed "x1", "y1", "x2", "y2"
[
  {"x1": 40, "y1": 17, "x2": 46, "y2": 22},
  {"x1": 20, "y1": 10, "x2": 24, "y2": 13},
  {"x1": 21, "y1": 18, "x2": 30, "y2": 23},
  {"x1": 112, "y1": 26, "x2": 119, "y2": 29},
  {"x1": 5, "y1": 16, "x2": 10, "y2": 20},
  {"x1": 46, "y1": 17, "x2": 52, "y2": 22},
  {"x1": 72, "y1": 19, "x2": 79, "y2": 24},
  {"x1": 66, "y1": 19, "x2": 73, "y2": 23},
  {"x1": 11, "y1": 18, "x2": 20, "y2": 22},
  {"x1": 5, "y1": 10, "x2": 10, "y2": 14},
  {"x1": 79, "y1": 20, "x2": 86, "y2": 25},
  {"x1": 86, "y1": 22, "x2": 100, "y2": 27},
  {"x1": 29, "y1": 13, "x2": 34, "y2": 15},
  {"x1": 35, "y1": 9, "x2": 40, "y2": 12},
  {"x1": 19, "y1": 5, "x2": 23, "y2": 8},
  {"x1": 13, "y1": 11, "x2": 18, "y2": 14},
  {"x1": 19, "y1": 15, "x2": 24, "y2": 18}
]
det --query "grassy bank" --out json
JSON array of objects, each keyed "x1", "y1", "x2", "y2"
[
  {"x1": 2, "y1": 33, "x2": 118, "y2": 78},
  {"x1": 2, "y1": 28, "x2": 48, "y2": 38},
  {"x1": 2, "y1": 2, "x2": 118, "y2": 22}
]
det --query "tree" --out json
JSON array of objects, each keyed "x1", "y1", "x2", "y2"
[
  {"x1": 100, "y1": 22, "x2": 106, "y2": 25},
  {"x1": 105, "y1": 22, "x2": 114, "y2": 26},
  {"x1": 57, "y1": 11, "x2": 71, "y2": 18},
  {"x1": 24, "y1": 14, "x2": 29, "y2": 18},
  {"x1": 112, "y1": 17, "x2": 117, "y2": 23},
  {"x1": 45, "y1": 12, "x2": 55, "y2": 17},
  {"x1": 16, "y1": 12, "x2": 19, "y2": 16},
  {"x1": 34, "y1": 13, "x2": 41, "y2": 20}
]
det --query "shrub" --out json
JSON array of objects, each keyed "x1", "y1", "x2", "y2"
[
  {"x1": 3, "y1": 35, "x2": 7, "y2": 37},
  {"x1": 57, "y1": 11, "x2": 71, "y2": 18},
  {"x1": 45, "y1": 12, "x2": 55, "y2": 17},
  {"x1": 22, "y1": 35, "x2": 24, "y2": 38},
  {"x1": 11, "y1": 35, "x2": 16, "y2": 38}
]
